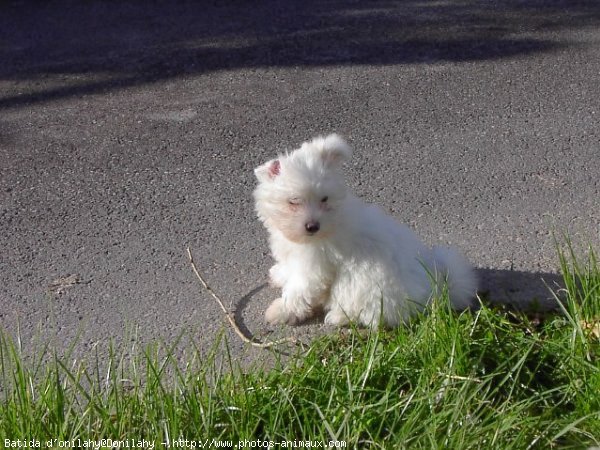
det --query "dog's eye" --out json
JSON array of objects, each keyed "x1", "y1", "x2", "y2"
[
  {"x1": 321, "y1": 196, "x2": 329, "y2": 203},
  {"x1": 288, "y1": 198, "x2": 301, "y2": 206}
]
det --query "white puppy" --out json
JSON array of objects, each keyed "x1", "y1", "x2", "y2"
[{"x1": 253, "y1": 134, "x2": 477, "y2": 328}]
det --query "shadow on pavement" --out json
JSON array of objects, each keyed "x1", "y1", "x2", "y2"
[
  {"x1": 477, "y1": 267, "x2": 563, "y2": 311},
  {"x1": 233, "y1": 282, "x2": 269, "y2": 342},
  {"x1": 232, "y1": 267, "x2": 563, "y2": 342},
  {"x1": 1, "y1": 0, "x2": 600, "y2": 108}
]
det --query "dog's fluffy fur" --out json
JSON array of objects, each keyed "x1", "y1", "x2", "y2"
[{"x1": 253, "y1": 134, "x2": 477, "y2": 328}]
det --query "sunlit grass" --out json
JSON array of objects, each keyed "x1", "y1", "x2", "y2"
[{"x1": 1, "y1": 243, "x2": 599, "y2": 448}]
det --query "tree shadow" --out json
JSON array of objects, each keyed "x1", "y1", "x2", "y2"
[
  {"x1": 1, "y1": 0, "x2": 600, "y2": 108},
  {"x1": 0, "y1": 120, "x2": 14, "y2": 148}
]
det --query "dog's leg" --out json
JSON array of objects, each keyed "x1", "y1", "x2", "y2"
[
  {"x1": 268, "y1": 264, "x2": 287, "y2": 288},
  {"x1": 265, "y1": 273, "x2": 329, "y2": 325}
]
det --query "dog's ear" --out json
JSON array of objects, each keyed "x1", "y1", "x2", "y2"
[
  {"x1": 309, "y1": 134, "x2": 352, "y2": 167},
  {"x1": 254, "y1": 159, "x2": 281, "y2": 182}
]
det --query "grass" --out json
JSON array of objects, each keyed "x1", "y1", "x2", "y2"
[{"x1": 1, "y1": 243, "x2": 599, "y2": 449}]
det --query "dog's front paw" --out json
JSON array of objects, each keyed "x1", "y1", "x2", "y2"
[
  {"x1": 324, "y1": 308, "x2": 350, "y2": 327},
  {"x1": 265, "y1": 298, "x2": 300, "y2": 325}
]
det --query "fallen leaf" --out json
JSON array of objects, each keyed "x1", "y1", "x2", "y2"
[
  {"x1": 581, "y1": 320, "x2": 600, "y2": 339},
  {"x1": 48, "y1": 274, "x2": 83, "y2": 295}
]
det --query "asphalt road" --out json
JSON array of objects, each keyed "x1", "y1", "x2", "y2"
[{"x1": 1, "y1": 0, "x2": 599, "y2": 363}]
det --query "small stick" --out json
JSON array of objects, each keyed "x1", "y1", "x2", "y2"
[{"x1": 187, "y1": 248, "x2": 301, "y2": 349}]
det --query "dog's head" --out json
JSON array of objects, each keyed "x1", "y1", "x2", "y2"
[{"x1": 253, "y1": 134, "x2": 352, "y2": 243}]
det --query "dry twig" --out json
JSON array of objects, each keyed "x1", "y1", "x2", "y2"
[{"x1": 187, "y1": 247, "x2": 301, "y2": 349}]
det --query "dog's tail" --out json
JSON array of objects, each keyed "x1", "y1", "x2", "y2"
[{"x1": 431, "y1": 246, "x2": 478, "y2": 310}]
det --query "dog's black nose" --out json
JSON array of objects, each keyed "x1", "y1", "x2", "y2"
[{"x1": 305, "y1": 221, "x2": 320, "y2": 234}]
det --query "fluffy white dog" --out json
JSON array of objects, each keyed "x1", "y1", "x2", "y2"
[{"x1": 253, "y1": 134, "x2": 477, "y2": 328}]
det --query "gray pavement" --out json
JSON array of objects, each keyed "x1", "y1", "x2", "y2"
[{"x1": 1, "y1": 0, "x2": 599, "y2": 362}]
